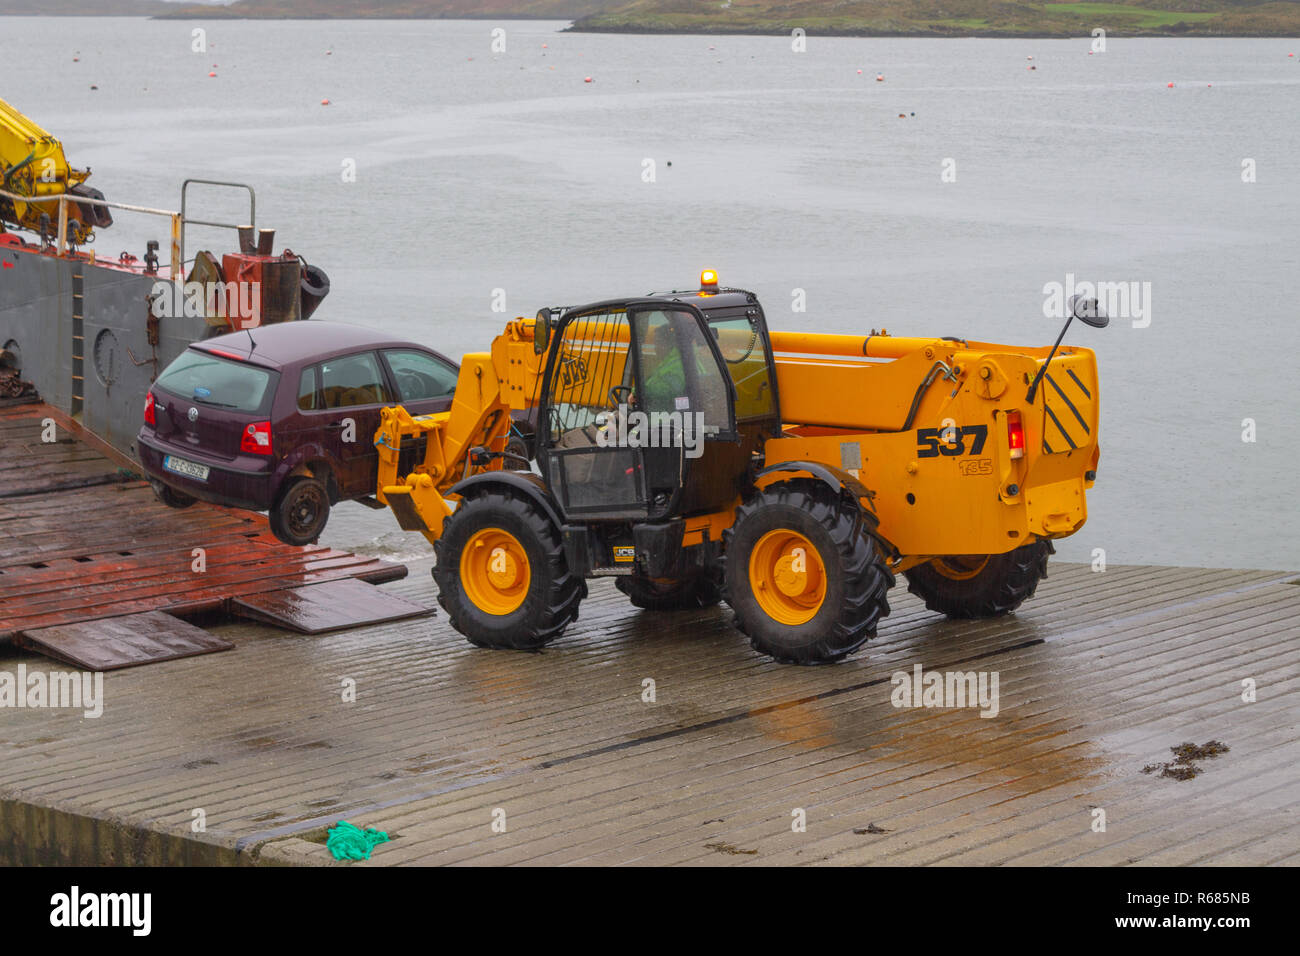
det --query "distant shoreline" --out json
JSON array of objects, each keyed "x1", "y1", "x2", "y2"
[
  {"x1": 569, "y1": 24, "x2": 1300, "y2": 40},
  {"x1": 1, "y1": 12, "x2": 1297, "y2": 39}
]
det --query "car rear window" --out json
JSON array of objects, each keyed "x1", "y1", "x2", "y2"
[{"x1": 154, "y1": 349, "x2": 278, "y2": 415}]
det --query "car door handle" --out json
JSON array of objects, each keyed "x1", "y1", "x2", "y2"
[{"x1": 323, "y1": 422, "x2": 345, "y2": 430}]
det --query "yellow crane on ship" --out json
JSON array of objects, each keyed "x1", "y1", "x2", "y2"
[
  {"x1": 0, "y1": 95, "x2": 111, "y2": 244},
  {"x1": 370, "y1": 270, "x2": 1106, "y2": 664}
]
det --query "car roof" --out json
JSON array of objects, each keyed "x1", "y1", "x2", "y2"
[{"x1": 190, "y1": 322, "x2": 450, "y2": 370}]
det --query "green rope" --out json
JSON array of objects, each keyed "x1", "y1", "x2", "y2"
[{"x1": 326, "y1": 820, "x2": 390, "y2": 861}]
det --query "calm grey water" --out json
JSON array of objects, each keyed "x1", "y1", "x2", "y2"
[{"x1": 3, "y1": 18, "x2": 1297, "y2": 569}]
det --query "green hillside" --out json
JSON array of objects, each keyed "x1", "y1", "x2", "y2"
[
  {"x1": 571, "y1": 1, "x2": 1300, "y2": 37},
  {"x1": 4, "y1": 0, "x2": 1297, "y2": 36}
]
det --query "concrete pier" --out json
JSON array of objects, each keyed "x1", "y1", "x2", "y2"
[{"x1": 2, "y1": 555, "x2": 1296, "y2": 865}]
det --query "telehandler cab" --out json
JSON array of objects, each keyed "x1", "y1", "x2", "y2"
[{"x1": 374, "y1": 272, "x2": 1104, "y2": 664}]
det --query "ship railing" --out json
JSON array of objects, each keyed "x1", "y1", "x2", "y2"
[{"x1": 0, "y1": 178, "x2": 255, "y2": 279}]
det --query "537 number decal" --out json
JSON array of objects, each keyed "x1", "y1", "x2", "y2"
[{"x1": 916, "y1": 424, "x2": 988, "y2": 458}]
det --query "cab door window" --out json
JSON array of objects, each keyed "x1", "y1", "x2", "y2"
[
  {"x1": 707, "y1": 310, "x2": 776, "y2": 422},
  {"x1": 542, "y1": 310, "x2": 644, "y2": 517},
  {"x1": 633, "y1": 308, "x2": 733, "y2": 438}
]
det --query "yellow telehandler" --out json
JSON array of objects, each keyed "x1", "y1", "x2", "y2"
[{"x1": 374, "y1": 271, "x2": 1104, "y2": 663}]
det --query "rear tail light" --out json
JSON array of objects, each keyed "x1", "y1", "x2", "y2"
[
  {"x1": 241, "y1": 421, "x2": 272, "y2": 456},
  {"x1": 1007, "y1": 410, "x2": 1025, "y2": 460},
  {"x1": 144, "y1": 391, "x2": 156, "y2": 427}
]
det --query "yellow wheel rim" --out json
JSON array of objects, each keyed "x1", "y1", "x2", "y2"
[
  {"x1": 931, "y1": 555, "x2": 990, "y2": 581},
  {"x1": 460, "y1": 527, "x2": 530, "y2": 615},
  {"x1": 748, "y1": 529, "x2": 826, "y2": 626}
]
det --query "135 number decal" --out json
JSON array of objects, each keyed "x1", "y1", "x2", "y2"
[{"x1": 917, "y1": 424, "x2": 988, "y2": 458}]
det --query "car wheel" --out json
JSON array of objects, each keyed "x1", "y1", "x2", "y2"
[
  {"x1": 269, "y1": 477, "x2": 330, "y2": 546},
  {"x1": 150, "y1": 479, "x2": 196, "y2": 509}
]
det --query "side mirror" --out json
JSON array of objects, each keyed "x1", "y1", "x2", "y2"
[
  {"x1": 1028, "y1": 293, "x2": 1107, "y2": 402},
  {"x1": 1069, "y1": 294, "x2": 1110, "y2": 329},
  {"x1": 533, "y1": 308, "x2": 552, "y2": 355}
]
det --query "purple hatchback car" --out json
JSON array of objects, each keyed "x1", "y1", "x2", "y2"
[{"x1": 137, "y1": 322, "x2": 460, "y2": 545}]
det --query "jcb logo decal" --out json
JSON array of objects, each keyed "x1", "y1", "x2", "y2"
[
  {"x1": 559, "y1": 352, "x2": 588, "y2": 389},
  {"x1": 917, "y1": 424, "x2": 988, "y2": 458}
]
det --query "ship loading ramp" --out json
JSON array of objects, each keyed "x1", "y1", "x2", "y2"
[{"x1": 0, "y1": 400, "x2": 430, "y2": 670}]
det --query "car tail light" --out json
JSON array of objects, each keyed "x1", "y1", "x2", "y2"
[
  {"x1": 241, "y1": 421, "x2": 272, "y2": 456},
  {"x1": 1007, "y1": 410, "x2": 1025, "y2": 460},
  {"x1": 144, "y1": 391, "x2": 156, "y2": 427}
]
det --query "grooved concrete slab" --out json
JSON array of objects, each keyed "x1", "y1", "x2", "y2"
[{"x1": 1, "y1": 559, "x2": 1297, "y2": 866}]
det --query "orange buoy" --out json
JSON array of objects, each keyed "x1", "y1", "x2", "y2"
[
  {"x1": 584, "y1": 76, "x2": 592, "y2": 83},
  {"x1": 73, "y1": 57, "x2": 79, "y2": 62},
  {"x1": 857, "y1": 69, "x2": 863, "y2": 74},
  {"x1": 208, "y1": 72, "x2": 216, "y2": 77},
  {"x1": 1167, "y1": 81, "x2": 1174, "y2": 87},
  {"x1": 1027, "y1": 55, "x2": 1033, "y2": 60},
  {"x1": 321, "y1": 98, "x2": 330, "y2": 105},
  {"x1": 875, "y1": 74, "x2": 884, "y2": 81}
]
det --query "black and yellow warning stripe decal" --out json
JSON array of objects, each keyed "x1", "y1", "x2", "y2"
[{"x1": 1041, "y1": 369, "x2": 1094, "y2": 455}]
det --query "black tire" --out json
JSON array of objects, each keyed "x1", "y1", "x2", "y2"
[
  {"x1": 904, "y1": 540, "x2": 1054, "y2": 618},
  {"x1": 269, "y1": 477, "x2": 330, "y2": 546},
  {"x1": 723, "y1": 481, "x2": 895, "y2": 665},
  {"x1": 150, "y1": 479, "x2": 196, "y2": 509},
  {"x1": 433, "y1": 488, "x2": 585, "y2": 650},
  {"x1": 616, "y1": 573, "x2": 722, "y2": 611}
]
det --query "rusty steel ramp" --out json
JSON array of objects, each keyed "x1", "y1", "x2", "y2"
[
  {"x1": 19, "y1": 611, "x2": 235, "y2": 671},
  {"x1": 0, "y1": 401, "x2": 424, "y2": 668},
  {"x1": 231, "y1": 579, "x2": 431, "y2": 634}
]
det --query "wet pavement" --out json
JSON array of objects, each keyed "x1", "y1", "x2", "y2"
[{"x1": 1, "y1": 557, "x2": 1297, "y2": 866}]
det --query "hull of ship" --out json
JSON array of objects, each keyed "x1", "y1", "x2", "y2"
[{"x1": 0, "y1": 238, "x2": 208, "y2": 460}]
